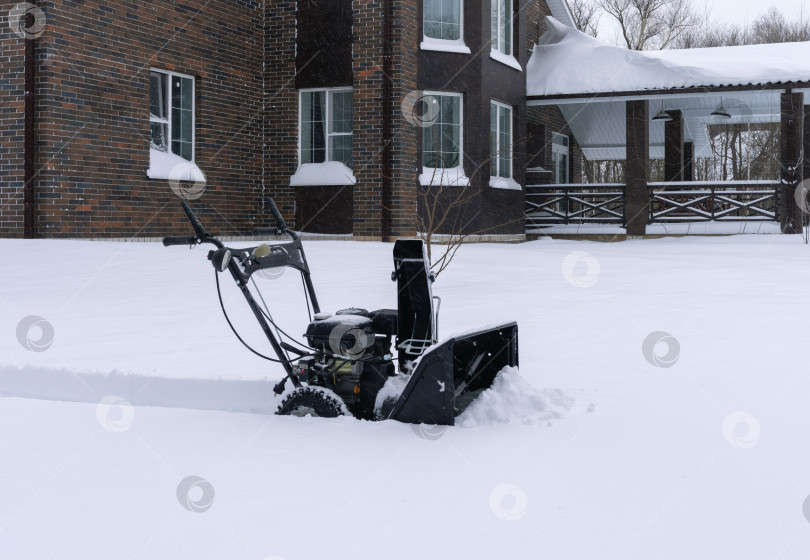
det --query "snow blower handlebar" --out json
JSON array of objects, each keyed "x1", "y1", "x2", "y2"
[
  {"x1": 161, "y1": 200, "x2": 319, "y2": 390},
  {"x1": 162, "y1": 235, "x2": 198, "y2": 246},
  {"x1": 267, "y1": 197, "x2": 287, "y2": 233},
  {"x1": 253, "y1": 198, "x2": 295, "y2": 240},
  {"x1": 182, "y1": 200, "x2": 210, "y2": 241},
  {"x1": 162, "y1": 201, "x2": 224, "y2": 249}
]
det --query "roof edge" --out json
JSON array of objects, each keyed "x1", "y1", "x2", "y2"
[{"x1": 527, "y1": 82, "x2": 810, "y2": 104}]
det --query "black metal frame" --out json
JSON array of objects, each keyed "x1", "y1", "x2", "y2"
[{"x1": 163, "y1": 200, "x2": 318, "y2": 388}]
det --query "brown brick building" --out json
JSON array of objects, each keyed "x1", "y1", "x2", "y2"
[{"x1": 1, "y1": 0, "x2": 577, "y2": 239}]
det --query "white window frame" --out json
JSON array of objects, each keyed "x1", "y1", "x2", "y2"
[
  {"x1": 297, "y1": 87, "x2": 353, "y2": 167},
  {"x1": 149, "y1": 68, "x2": 196, "y2": 162},
  {"x1": 490, "y1": 0, "x2": 522, "y2": 71},
  {"x1": 421, "y1": 0, "x2": 471, "y2": 54},
  {"x1": 419, "y1": 91, "x2": 469, "y2": 187},
  {"x1": 292, "y1": 87, "x2": 356, "y2": 186},
  {"x1": 489, "y1": 100, "x2": 520, "y2": 190},
  {"x1": 147, "y1": 69, "x2": 204, "y2": 182}
]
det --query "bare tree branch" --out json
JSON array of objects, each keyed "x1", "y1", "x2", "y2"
[
  {"x1": 597, "y1": 0, "x2": 698, "y2": 50},
  {"x1": 569, "y1": 0, "x2": 601, "y2": 37}
]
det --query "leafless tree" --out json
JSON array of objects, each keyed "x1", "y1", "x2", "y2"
[
  {"x1": 582, "y1": 160, "x2": 624, "y2": 183},
  {"x1": 569, "y1": 0, "x2": 601, "y2": 37},
  {"x1": 413, "y1": 131, "x2": 527, "y2": 279},
  {"x1": 751, "y1": 7, "x2": 810, "y2": 43},
  {"x1": 674, "y1": 19, "x2": 748, "y2": 48},
  {"x1": 597, "y1": 0, "x2": 698, "y2": 50},
  {"x1": 675, "y1": 6, "x2": 810, "y2": 48}
]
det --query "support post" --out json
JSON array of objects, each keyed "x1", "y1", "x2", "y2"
[
  {"x1": 780, "y1": 92, "x2": 804, "y2": 233},
  {"x1": 664, "y1": 111, "x2": 684, "y2": 182},
  {"x1": 683, "y1": 142, "x2": 694, "y2": 182},
  {"x1": 625, "y1": 100, "x2": 649, "y2": 236},
  {"x1": 803, "y1": 104, "x2": 810, "y2": 227},
  {"x1": 805, "y1": 105, "x2": 810, "y2": 180}
]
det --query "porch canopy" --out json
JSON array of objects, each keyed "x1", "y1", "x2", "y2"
[
  {"x1": 526, "y1": 17, "x2": 810, "y2": 161},
  {"x1": 525, "y1": 18, "x2": 810, "y2": 234}
]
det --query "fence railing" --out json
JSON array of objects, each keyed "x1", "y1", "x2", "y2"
[
  {"x1": 525, "y1": 183, "x2": 626, "y2": 228},
  {"x1": 648, "y1": 181, "x2": 780, "y2": 222},
  {"x1": 526, "y1": 180, "x2": 780, "y2": 228}
]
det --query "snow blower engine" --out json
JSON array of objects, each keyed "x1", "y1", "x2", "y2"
[{"x1": 163, "y1": 199, "x2": 518, "y2": 425}]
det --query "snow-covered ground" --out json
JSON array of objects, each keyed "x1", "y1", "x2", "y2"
[{"x1": 3, "y1": 234, "x2": 810, "y2": 559}]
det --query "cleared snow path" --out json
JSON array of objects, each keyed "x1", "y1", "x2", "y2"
[{"x1": 0, "y1": 364, "x2": 280, "y2": 414}]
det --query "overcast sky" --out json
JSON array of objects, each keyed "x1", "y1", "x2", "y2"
[
  {"x1": 595, "y1": 0, "x2": 809, "y2": 43},
  {"x1": 706, "y1": 0, "x2": 808, "y2": 25}
]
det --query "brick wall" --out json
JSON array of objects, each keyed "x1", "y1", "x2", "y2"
[
  {"x1": 527, "y1": 0, "x2": 543, "y2": 53},
  {"x1": 0, "y1": 1, "x2": 26, "y2": 236},
  {"x1": 263, "y1": 0, "x2": 297, "y2": 229},
  {"x1": 16, "y1": 0, "x2": 265, "y2": 238},
  {"x1": 536, "y1": 0, "x2": 552, "y2": 41},
  {"x1": 351, "y1": 0, "x2": 385, "y2": 239},
  {"x1": 387, "y1": 0, "x2": 418, "y2": 238}
]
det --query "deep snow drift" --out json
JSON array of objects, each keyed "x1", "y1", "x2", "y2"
[
  {"x1": 457, "y1": 367, "x2": 575, "y2": 427},
  {"x1": 3, "y1": 234, "x2": 810, "y2": 559}
]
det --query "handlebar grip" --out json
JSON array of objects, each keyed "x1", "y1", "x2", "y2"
[
  {"x1": 181, "y1": 201, "x2": 207, "y2": 238},
  {"x1": 162, "y1": 236, "x2": 197, "y2": 247},
  {"x1": 267, "y1": 198, "x2": 287, "y2": 231}
]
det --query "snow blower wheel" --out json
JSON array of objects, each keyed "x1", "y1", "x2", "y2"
[
  {"x1": 163, "y1": 198, "x2": 518, "y2": 426},
  {"x1": 276, "y1": 387, "x2": 348, "y2": 418}
]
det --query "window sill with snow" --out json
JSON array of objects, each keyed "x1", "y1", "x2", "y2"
[
  {"x1": 420, "y1": 37, "x2": 471, "y2": 54},
  {"x1": 489, "y1": 176, "x2": 522, "y2": 190},
  {"x1": 147, "y1": 149, "x2": 205, "y2": 182},
  {"x1": 419, "y1": 166, "x2": 470, "y2": 187},
  {"x1": 290, "y1": 162, "x2": 357, "y2": 187},
  {"x1": 490, "y1": 50, "x2": 522, "y2": 71}
]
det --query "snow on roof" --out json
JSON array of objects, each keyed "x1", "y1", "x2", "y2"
[
  {"x1": 544, "y1": 0, "x2": 575, "y2": 28},
  {"x1": 527, "y1": 17, "x2": 810, "y2": 98}
]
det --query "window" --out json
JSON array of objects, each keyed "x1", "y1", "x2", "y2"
[
  {"x1": 420, "y1": 92, "x2": 467, "y2": 186},
  {"x1": 424, "y1": 0, "x2": 460, "y2": 41},
  {"x1": 490, "y1": 101, "x2": 512, "y2": 179},
  {"x1": 299, "y1": 88, "x2": 353, "y2": 169},
  {"x1": 421, "y1": 0, "x2": 470, "y2": 53},
  {"x1": 150, "y1": 70, "x2": 194, "y2": 161},
  {"x1": 490, "y1": 101, "x2": 520, "y2": 190},
  {"x1": 148, "y1": 69, "x2": 203, "y2": 183},
  {"x1": 422, "y1": 93, "x2": 461, "y2": 168},
  {"x1": 552, "y1": 132, "x2": 569, "y2": 184},
  {"x1": 491, "y1": 0, "x2": 512, "y2": 56},
  {"x1": 489, "y1": 0, "x2": 520, "y2": 69}
]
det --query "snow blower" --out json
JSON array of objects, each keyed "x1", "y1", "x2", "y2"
[{"x1": 163, "y1": 199, "x2": 518, "y2": 425}]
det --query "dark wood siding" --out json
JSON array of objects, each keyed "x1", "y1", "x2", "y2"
[
  {"x1": 296, "y1": 0, "x2": 353, "y2": 89},
  {"x1": 295, "y1": 185, "x2": 354, "y2": 234}
]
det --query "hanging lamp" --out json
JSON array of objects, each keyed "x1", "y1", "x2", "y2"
[
  {"x1": 652, "y1": 100, "x2": 672, "y2": 121},
  {"x1": 711, "y1": 97, "x2": 731, "y2": 119}
]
